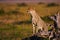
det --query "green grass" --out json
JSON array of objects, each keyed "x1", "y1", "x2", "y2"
[{"x1": 0, "y1": 24, "x2": 32, "y2": 40}]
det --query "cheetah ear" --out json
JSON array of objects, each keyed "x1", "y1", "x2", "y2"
[
  {"x1": 28, "y1": 7, "x2": 35, "y2": 10},
  {"x1": 28, "y1": 7, "x2": 32, "y2": 10}
]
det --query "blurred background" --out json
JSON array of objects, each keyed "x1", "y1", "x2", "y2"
[{"x1": 0, "y1": 0, "x2": 60, "y2": 40}]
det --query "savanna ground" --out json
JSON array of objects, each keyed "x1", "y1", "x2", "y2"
[{"x1": 0, "y1": 3, "x2": 60, "y2": 40}]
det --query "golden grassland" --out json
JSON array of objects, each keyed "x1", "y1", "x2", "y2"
[{"x1": 0, "y1": 3, "x2": 60, "y2": 40}]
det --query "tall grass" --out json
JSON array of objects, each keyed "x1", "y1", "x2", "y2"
[
  {"x1": 0, "y1": 23, "x2": 32, "y2": 40},
  {"x1": 0, "y1": 3, "x2": 60, "y2": 40}
]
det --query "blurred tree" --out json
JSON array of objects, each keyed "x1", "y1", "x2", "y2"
[
  {"x1": 7, "y1": 10, "x2": 19, "y2": 15},
  {"x1": 0, "y1": 8, "x2": 5, "y2": 15},
  {"x1": 17, "y1": 3, "x2": 27, "y2": 7},
  {"x1": 47, "y1": 3, "x2": 59, "y2": 7},
  {"x1": 38, "y1": 2, "x2": 44, "y2": 4}
]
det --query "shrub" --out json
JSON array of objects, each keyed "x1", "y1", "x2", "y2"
[
  {"x1": 13, "y1": 20, "x2": 32, "y2": 25},
  {"x1": 17, "y1": 3, "x2": 27, "y2": 7},
  {"x1": 38, "y1": 2, "x2": 44, "y2": 4},
  {"x1": 47, "y1": 3, "x2": 59, "y2": 7},
  {"x1": 41, "y1": 16, "x2": 53, "y2": 23},
  {"x1": 0, "y1": 8, "x2": 5, "y2": 15},
  {"x1": 7, "y1": 10, "x2": 20, "y2": 15}
]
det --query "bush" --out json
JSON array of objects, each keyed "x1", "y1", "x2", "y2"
[
  {"x1": 41, "y1": 16, "x2": 53, "y2": 23},
  {"x1": 13, "y1": 20, "x2": 32, "y2": 25},
  {"x1": 0, "y1": 8, "x2": 5, "y2": 15},
  {"x1": 17, "y1": 3, "x2": 27, "y2": 7},
  {"x1": 38, "y1": 2, "x2": 44, "y2": 4},
  {"x1": 47, "y1": 3, "x2": 59, "y2": 7},
  {"x1": 7, "y1": 10, "x2": 20, "y2": 15}
]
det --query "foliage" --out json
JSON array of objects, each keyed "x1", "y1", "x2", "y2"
[
  {"x1": 17, "y1": 3, "x2": 27, "y2": 7},
  {"x1": 38, "y1": 2, "x2": 45, "y2": 4},
  {"x1": 41, "y1": 16, "x2": 53, "y2": 23},
  {"x1": 0, "y1": 8, "x2": 5, "y2": 15},
  {"x1": 47, "y1": 3, "x2": 59, "y2": 7},
  {"x1": 7, "y1": 10, "x2": 20, "y2": 15}
]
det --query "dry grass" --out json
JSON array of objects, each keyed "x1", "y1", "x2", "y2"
[{"x1": 0, "y1": 3, "x2": 60, "y2": 40}]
